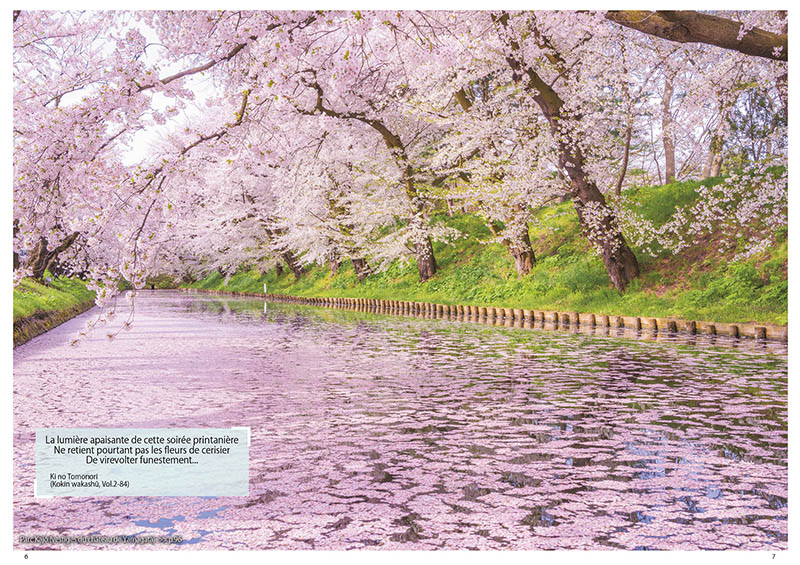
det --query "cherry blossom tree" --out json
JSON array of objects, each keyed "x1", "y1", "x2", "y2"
[{"x1": 13, "y1": 9, "x2": 788, "y2": 308}]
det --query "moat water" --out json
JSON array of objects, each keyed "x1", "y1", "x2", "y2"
[{"x1": 14, "y1": 291, "x2": 788, "y2": 550}]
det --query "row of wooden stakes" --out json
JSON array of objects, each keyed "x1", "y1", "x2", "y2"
[{"x1": 181, "y1": 288, "x2": 788, "y2": 342}]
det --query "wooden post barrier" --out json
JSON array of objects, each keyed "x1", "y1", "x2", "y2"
[{"x1": 191, "y1": 287, "x2": 786, "y2": 343}]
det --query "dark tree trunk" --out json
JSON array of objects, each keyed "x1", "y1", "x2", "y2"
[
  {"x1": 497, "y1": 18, "x2": 640, "y2": 291},
  {"x1": 263, "y1": 225, "x2": 304, "y2": 280},
  {"x1": 507, "y1": 244, "x2": 535, "y2": 276},
  {"x1": 704, "y1": 132, "x2": 725, "y2": 178},
  {"x1": 569, "y1": 178, "x2": 640, "y2": 291},
  {"x1": 28, "y1": 232, "x2": 79, "y2": 281},
  {"x1": 489, "y1": 220, "x2": 536, "y2": 276},
  {"x1": 414, "y1": 238, "x2": 438, "y2": 282},
  {"x1": 13, "y1": 220, "x2": 20, "y2": 270},
  {"x1": 351, "y1": 258, "x2": 372, "y2": 282},
  {"x1": 507, "y1": 227, "x2": 536, "y2": 277},
  {"x1": 29, "y1": 238, "x2": 49, "y2": 280},
  {"x1": 282, "y1": 252, "x2": 305, "y2": 281},
  {"x1": 275, "y1": 262, "x2": 283, "y2": 277}
]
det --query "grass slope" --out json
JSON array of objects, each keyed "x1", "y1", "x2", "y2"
[
  {"x1": 189, "y1": 179, "x2": 787, "y2": 326},
  {"x1": 13, "y1": 276, "x2": 96, "y2": 322}
]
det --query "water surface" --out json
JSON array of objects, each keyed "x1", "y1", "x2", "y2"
[{"x1": 14, "y1": 291, "x2": 788, "y2": 550}]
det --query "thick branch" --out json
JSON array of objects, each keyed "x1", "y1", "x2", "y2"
[
  {"x1": 606, "y1": 10, "x2": 787, "y2": 61},
  {"x1": 454, "y1": 88, "x2": 472, "y2": 112},
  {"x1": 302, "y1": 79, "x2": 404, "y2": 149}
]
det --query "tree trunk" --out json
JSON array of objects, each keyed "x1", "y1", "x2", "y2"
[
  {"x1": 13, "y1": 220, "x2": 20, "y2": 270},
  {"x1": 571, "y1": 178, "x2": 640, "y2": 292},
  {"x1": 709, "y1": 151, "x2": 724, "y2": 177},
  {"x1": 615, "y1": 124, "x2": 633, "y2": 197},
  {"x1": 518, "y1": 226, "x2": 536, "y2": 275},
  {"x1": 704, "y1": 107, "x2": 728, "y2": 179},
  {"x1": 264, "y1": 225, "x2": 304, "y2": 280},
  {"x1": 28, "y1": 232, "x2": 80, "y2": 281},
  {"x1": 506, "y1": 240, "x2": 535, "y2": 277},
  {"x1": 351, "y1": 258, "x2": 372, "y2": 282},
  {"x1": 29, "y1": 238, "x2": 49, "y2": 280},
  {"x1": 413, "y1": 238, "x2": 437, "y2": 282},
  {"x1": 661, "y1": 73, "x2": 676, "y2": 184},
  {"x1": 329, "y1": 254, "x2": 341, "y2": 276},
  {"x1": 489, "y1": 220, "x2": 536, "y2": 276},
  {"x1": 400, "y1": 163, "x2": 437, "y2": 282},
  {"x1": 497, "y1": 24, "x2": 640, "y2": 291},
  {"x1": 704, "y1": 133, "x2": 725, "y2": 178},
  {"x1": 281, "y1": 252, "x2": 305, "y2": 281},
  {"x1": 275, "y1": 262, "x2": 283, "y2": 278}
]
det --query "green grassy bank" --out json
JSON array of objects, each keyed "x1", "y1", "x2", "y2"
[
  {"x1": 187, "y1": 179, "x2": 787, "y2": 326},
  {"x1": 13, "y1": 276, "x2": 96, "y2": 346},
  {"x1": 14, "y1": 277, "x2": 95, "y2": 321}
]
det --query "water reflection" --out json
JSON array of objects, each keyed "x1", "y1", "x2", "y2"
[{"x1": 14, "y1": 291, "x2": 787, "y2": 550}]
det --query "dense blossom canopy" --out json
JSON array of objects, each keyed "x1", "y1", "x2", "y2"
[{"x1": 13, "y1": 10, "x2": 788, "y2": 317}]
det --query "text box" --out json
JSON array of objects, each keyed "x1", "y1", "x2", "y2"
[{"x1": 35, "y1": 428, "x2": 249, "y2": 497}]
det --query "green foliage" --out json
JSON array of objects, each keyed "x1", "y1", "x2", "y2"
[
  {"x1": 187, "y1": 181, "x2": 787, "y2": 326},
  {"x1": 623, "y1": 179, "x2": 712, "y2": 225},
  {"x1": 684, "y1": 263, "x2": 762, "y2": 308}
]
